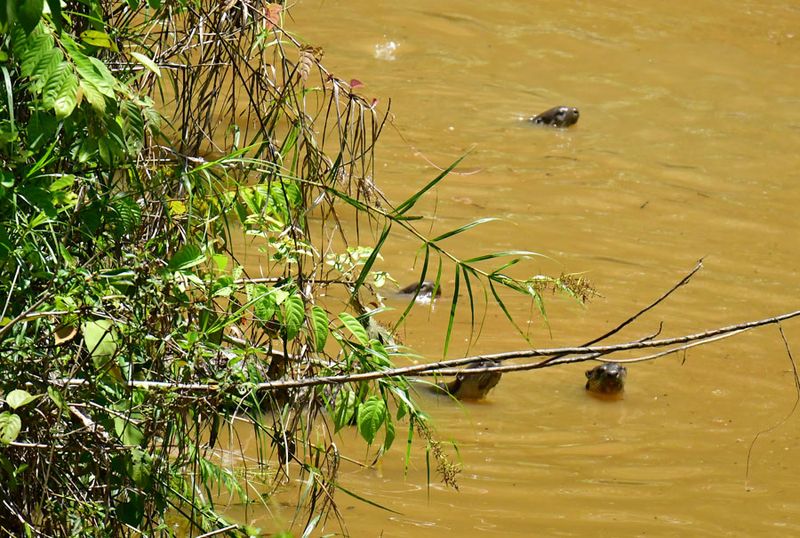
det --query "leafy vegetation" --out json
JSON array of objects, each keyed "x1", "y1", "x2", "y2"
[{"x1": 0, "y1": 0, "x2": 588, "y2": 535}]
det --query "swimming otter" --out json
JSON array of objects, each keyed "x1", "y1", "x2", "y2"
[
  {"x1": 585, "y1": 362, "x2": 627, "y2": 395},
  {"x1": 435, "y1": 359, "x2": 502, "y2": 400},
  {"x1": 529, "y1": 106, "x2": 580, "y2": 128},
  {"x1": 397, "y1": 280, "x2": 441, "y2": 302}
]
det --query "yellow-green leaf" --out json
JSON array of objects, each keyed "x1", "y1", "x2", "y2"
[
  {"x1": 130, "y1": 51, "x2": 161, "y2": 78},
  {"x1": 6, "y1": 389, "x2": 39, "y2": 410},
  {"x1": 338, "y1": 312, "x2": 369, "y2": 345},
  {"x1": 80, "y1": 30, "x2": 117, "y2": 51},
  {"x1": 0, "y1": 412, "x2": 22, "y2": 444}
]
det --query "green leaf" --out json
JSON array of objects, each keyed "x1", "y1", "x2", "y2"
[
  {"x1": 283, "y1": 294, "x2": 305, "y2": 340},
  {"x1": 443, "y1": 268, "x2": 460, "y2": 357},
  {"x1": 80, "y1": 30, "x2": 116, "y2": 51},
  {"x1": 115, "y1": 417, "x2": 144, "y2": 447},
  {"x1": 430, "y1": 217, "x2": 498, "y2": 243},
  {"x1": 116, "y1": 492, "x2": 145, "y2": 526},
  {"x1": 310, "y1": 306, "x2": 328, "y2": 352},
  {"x1": 0, "y1": 412, "x2": 21, "y2": 444},
  {"x1": 47, "y1": 387, "x2": 67, "y2": 412},
  {"x1": 110, "y1": 196, "x2": 142, "y2": 237},
  {"x1": 129, "y1": 448, "x2": 152, "y2": 489},
  {"x1": 383, "y1": 415, "x2": 396, "y2": 450},
  {"x1": 393, "y1": 153, "x2": 468, "y2": 216},
  {"x1": 253, "y1": 286, "x2": 276, "y2": 321},
  {"x1": 6, "y1": 389, "x2": 38, "y2": 410},
  {"x1": 81, "y1": 319, "x2": 118, "y2": 372},
  {"x1": 463, "y1": 250, "x2": 547, "y2": 264},
  {"x1": 17, "y1": 0, "x2": 44, "y2": 34},
  {"x1": 167, "y1": 244, "x2": 205, "y2": 271},
  {"x1": 357, "y1": 397, "x2": 387, "y2": 445},
  {"x1": 120, "y1": 100, "x2": 145, "y2": 154},
  {"x1": 130, "y1": 51, "x2": 161, "y2": 77},
  {"x1": 353, "y1": 224, "x2": 391, "y2": 293},
  {"x1": 330, "y1": 389, "x2": 357, "y2": 432},
  {"x1": 46, "y1": 0, "x2": 63, "y2": 30},
  {"x1": 49, "y1": 175, "x2": 75, "y2": 192},
  {"x1": 338, "y1": 312, "x2": 369, "y2": 345},
  {"x1": 51, "y1": 71, "x2": 78, "y2": 119}
]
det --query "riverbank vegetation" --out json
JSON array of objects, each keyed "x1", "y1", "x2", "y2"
[{"x1": 0, "y1": 0, "x2": 593, "y2": 535}]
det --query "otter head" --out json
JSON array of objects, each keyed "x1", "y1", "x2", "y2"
[
  {"x1": 585, "y1": 362, "x2": 627, "y2": 395},
  {"x1": 530, "y1": 106, "x2": 580, "y2": 128}
]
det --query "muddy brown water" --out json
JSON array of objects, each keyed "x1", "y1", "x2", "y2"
[{"x1": 224, "y1": 1, "x2": 800, "y2": 535}]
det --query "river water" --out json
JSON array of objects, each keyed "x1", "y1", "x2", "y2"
[{"x1": 230, "y1": 1, "x2": 800, "y2": 535}]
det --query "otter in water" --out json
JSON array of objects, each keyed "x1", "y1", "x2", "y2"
[
  {"x1": 585, "y1": 362, "x2": 627, "y2": 395},
  {"x1": 529, "y1": 106, "x2": 580, "y2": 128},
  {"x1": 434, "y1": 359, "x2": 502, "y2": 400},
  {"x1": 397, "y1": 280, "x2": 441, "y2": 302}
]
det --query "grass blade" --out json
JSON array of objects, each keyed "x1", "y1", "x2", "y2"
[
  {"x1": 430, "y1": 217, "x2": 498, "y2": 243},
  {"x1": 392, "y1": 153, "x2": 468, "y2": 216}
]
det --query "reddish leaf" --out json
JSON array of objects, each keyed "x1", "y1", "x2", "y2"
[
  {"x1": 266, "y1": 3, "x2": 281, "y2": 30},
  {"x1": 349, "y1": 79, "x2": 365, "y2": 89}
]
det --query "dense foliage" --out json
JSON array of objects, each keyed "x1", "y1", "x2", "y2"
[{"x1": 0, "y1": 0, "x2": 587, "y2": 535}]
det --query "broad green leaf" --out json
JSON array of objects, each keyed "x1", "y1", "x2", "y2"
[
  {"x1": 17, "y1": 0, "x2": 44, "y2": 34},
  {"x1": 6, "y1": 389, "x2": 39, "y2": 410},
  {"x1": 80, "y1": 30, "x2": 116, "y2": 50},
  {"x1": 82, "y1": 320, "x2": 123, "y2": 380},
  {"x1": 115, "y1": 417, "x2": 144, "y2": 447},
  {"x1": 283, "y1": 294, "x2": 305, "y2": 340},
  {"x1": 331, "y1": 389, "x2": 357, "y2": 432},
  {"x1": 253, "y1": 286, "x2": 276, "y2": 321},
  {"x1": 47, "y1": 387, "x2": 67, "y2": 412},
  {"x1": 310, "y1": 306, "x2": 329, "y2": 352},
  {"x1": 120, "y1": 100, "x2": 145, "y2": 154},
  {"x1": 116, "y1": 492, "x2": 145, "y2": 526},
  {"x1": 49, "y1": 175, "x2": 75, "y2": 192},
  {"x1": 46, "y1": 0, "x2": 63, "y2": 30},
  {"x1": 0, "y1": 412, "x2": 22, "y2": 444},
  {"x1": 130, "y1": 51, "x2": 161, "y2": 77},
  {"x1": 357, "y1": 397, "x2": 387, "y2": 445},
  {"x1": 338, "y1": 312, "x2": 369, "y2": 345},
  {"x1": 82, "y1": 319, "x2": 117, "y2": 358},
  {"x1": 110, "y1": 196, "x2": 142, "y2": 236},
  {"x1": 129, "y1": 448, "x2": 152, "y2": 489},
  {"x1": 167, "y1": 244, "x2": 205, "y2": 271}
]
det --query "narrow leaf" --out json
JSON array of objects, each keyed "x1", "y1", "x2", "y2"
[
  {"x1": 443, "y1": 268, "x2": 460, "y2": 357},
  {"x1": 430, "y1": 217, "x2": 498, "y2": 243},
  {"x1": 393, "y1": 153, "x2": 469, "y2": 216},
  {"x1": 353, "y1": 223, "x2": 391, "y2": 293}
]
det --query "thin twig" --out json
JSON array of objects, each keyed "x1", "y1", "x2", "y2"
[{"x1": 745, "y1": 325, "x2": 800, "y2": 489}]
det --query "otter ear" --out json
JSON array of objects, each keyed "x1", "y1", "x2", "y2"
[{"x1": 585, "y1": 370, "x2": 591, "y2": 379}]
